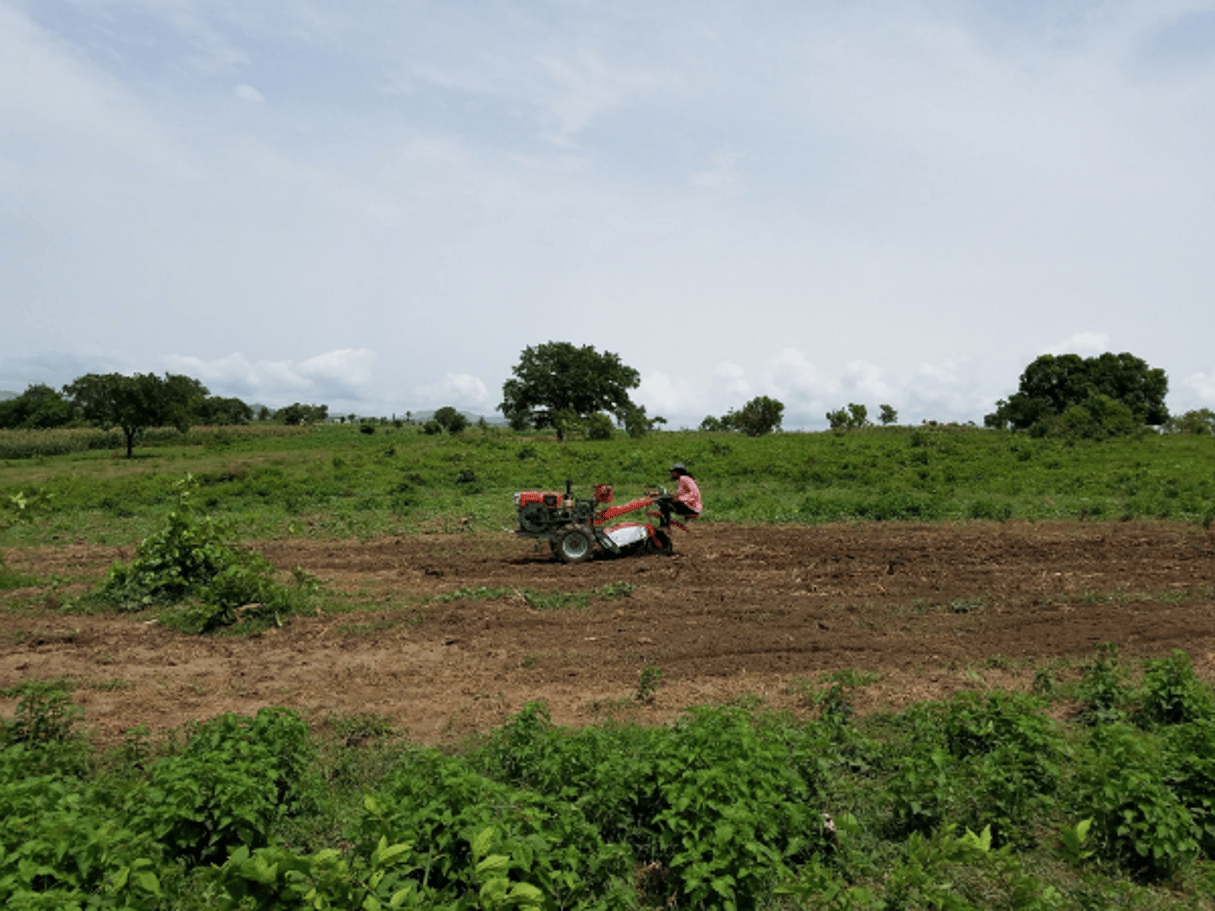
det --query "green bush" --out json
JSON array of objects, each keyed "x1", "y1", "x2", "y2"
[
  {"x1": 129, "y1": 708, "x2": 316, "y2": 867},
  {"x1": 92, "y1": 475, "x2": 318, "y2": 631},
  {"x1": 353, "y1": 747, "x2": 635, "y2": 908},
  {"x1": 1133, "y1": 650, "x2": 1214, "y2": 728},
  {"x1": 1068, "y1": 723, "x2": 1199, "y2": 878}
]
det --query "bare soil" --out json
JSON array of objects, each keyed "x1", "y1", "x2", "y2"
[{"x1": 3, "y1": 521, "x2": 1215, "y2": 748}]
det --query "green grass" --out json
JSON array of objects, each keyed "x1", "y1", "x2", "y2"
[{"x1": 3, "y1": 422, "x2": 1213, "y2": 547}]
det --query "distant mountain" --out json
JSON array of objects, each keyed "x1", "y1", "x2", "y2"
[{"x1": 0, "y1": 390, "x2": 18, "y2": 402}]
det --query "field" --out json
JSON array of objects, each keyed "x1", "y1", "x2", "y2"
[
  {"x1": 4, "y1": 424, "x2": 1215, "y2": 908},
  {"x1": 4, "y1": 520, "x2": 1215, "y2": 747}
]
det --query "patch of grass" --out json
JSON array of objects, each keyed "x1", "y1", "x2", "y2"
[
  {"x1": 6, "y1": 424, "x2": 1215, "y2": 549},
  {"x1": 434, "y1": 582, "x2": 633, "y2": 611}
]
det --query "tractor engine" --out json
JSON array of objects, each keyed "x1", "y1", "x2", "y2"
[{"x1": 513, "y1": 490, "x2": 573, "y2": 534}]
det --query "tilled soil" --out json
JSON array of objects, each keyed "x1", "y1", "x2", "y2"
[{"x1": 3, "y1": 520, "x2": 1214, "y2": 747}]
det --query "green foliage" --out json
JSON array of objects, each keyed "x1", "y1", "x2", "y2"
[
  {"x1": 92, "y1": 475, "x2": 318, "y2": 631},
  {"x1": 0, "y1": 683, "x2": 83, "y2": 751},
  {"x1": 6, "y1": 672, "x2": 1215, "y2": 906},
  {"x1": 986, "y1": 351, "x2": 1168, "y2": 436},
  {"x1": 64, "y1": 371, "x2": 209, "y2": 457},
  {"x1": 194, "y1": 395, "x2": 253, "y2": 426},
  {"x1": 826, "y1": 403, "x2": 870, "y2": 431},
  {"x1": 1076, "y1": 642, "x2": 1131, "y2": 726},
  {"x1": 887, "y1": 693, "x2": 1068, "y2": 850},
  {"x1": 1068, "y1": 723, "x2": 1199, "y2": 878},
  {"x1": 499, "y1": 342, "x2": 641, "y2": 442},
  {"x1": 721, "y1": 395, "x2": 785, "y2": 437},
  {"x1": 1163, "y1": 408, "x2": 1215, "y2": 435},
  {"x1": 353, "y1": 747, "x2": 635, "y2": 908},
  {"x1": 433, "y1": 406, "x2": 469, "y2": 434},
  {"x1": 635, "y1": 665, "x2": 663, "y2": 702},
  {"x1": 585, "y1": 411, "x2": 615, "y2": 440},
  {"x1": 622, "y1": 403, "x2": 665, "y2": 438},
  {"x1": 0, "y1": 383, "x2": 75, "y2": 430},
  {"x1": 276, "y1": 402, "x2": 329, "y2": 425},
  {"x1": 1134, "y1": 650, "x2": 1215, "y2": 728},
  {"x1": 213, "y1": 837, "x2": 421, "y2": 910},
  {"x1": 129, "y1": 707, "x2": 316, "y2": 867},
  {"x1": 6, "y1": 422, "x2": 1215, "y2": 544},
  {"x1": 0, "y1": 763, "x2": 163, "y2": 909},
  {"x1": 650, "y1": 706, "x2": 820, "y2": 909}
]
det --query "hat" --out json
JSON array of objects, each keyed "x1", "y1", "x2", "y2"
[{"x1": 669, "y1": 462, "x2": 686, "y2": 473}]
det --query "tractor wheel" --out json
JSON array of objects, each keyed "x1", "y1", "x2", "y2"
[
  {"x1": 518, "y1": 503, "x2": 551, "y2": 534},
  {"x1": 554, "y1": 527, "x2": 594, "y2": 564},
  {"x1": 648, "y1": 529, "x2": 675, "y2": 556}
]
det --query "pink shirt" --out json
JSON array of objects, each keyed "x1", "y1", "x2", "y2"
[{"x1": 675, "y1": 475, "x2": 703, "y2": 514}]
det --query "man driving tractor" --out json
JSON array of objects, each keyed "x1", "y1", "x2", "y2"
[{"x1": 663, "y1": 462, "x2": 702, "y2": 521}]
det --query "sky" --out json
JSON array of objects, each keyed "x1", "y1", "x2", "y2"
[{"x1": 2, "y1": 0, "x2": 1213, "y2": 429}]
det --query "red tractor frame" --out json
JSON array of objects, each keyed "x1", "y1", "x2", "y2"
[{"x1": 513, "y1": 480, "x2": 692, "y2": 563}]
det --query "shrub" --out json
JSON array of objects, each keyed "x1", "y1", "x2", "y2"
[
  {"x1": 1068, "y1": 723, "x2": 1198, "y2": 878},
  {"x1": 129, "y1": 708, "x2": 316, "y2": 867},
  {"x1": 92, "y1": 475, "x2": 317, "y2": 631},
  {"x1": 1133, "y1": 650, "x2": 1214, "y2": 728},
  {"x1": 651, "y1": 706, "x2": 820, "y2": 908},
  {"x1": 353, "y1": 748, "x2": 634, "y2": 908}
]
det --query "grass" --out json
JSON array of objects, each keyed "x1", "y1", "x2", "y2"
[{"x1": 3, "y1": 422, "x2": 1214, "y2": 548}]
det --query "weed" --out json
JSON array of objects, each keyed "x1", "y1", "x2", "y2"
[{"x1": 635, "y1": 665, "x2": 663, "y2": 702}]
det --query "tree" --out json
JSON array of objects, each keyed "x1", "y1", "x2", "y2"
[
  {"x1": 722, "y1": 396, "x2": 785, "y2": 437},
  {"x1": 277, "y1": 403, "x2": 328, "y2": 425},
  {"x1": 195, "y1": 396, "x2": 253, "y2": 426},
  {"x1": 586, "y1": 412, "x2": 615, "y2": 440},
  {"x1": 432, "y1": 406, "x2": 468, "y2": 434},
  {"x1": 879, "y1": 404, "x2": 898, "y2": 426},
  {"x1": 63, "y1": 372, "x2": 209, "y2": 458},
  {"x1": 1164, "y1": 408, "x2": 1215, "y2": 435},
  {"x1": 985, "y1": 352, "x2": 1168, "y2": 435},
  {"x1": 0, "y1": 383, "x2": 75, "y2": 429},
  {"x1": 826, "y1": 403, "x2": 870, "y2": 431},
  {"x1": 622, "y1": 404, "x2": 666, "y2": 439},
  {"x1": 499, "y1": 342, "x2": 641, "y2": 442}
]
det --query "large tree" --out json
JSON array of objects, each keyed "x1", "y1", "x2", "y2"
[
  {"x1": 499, "y1": 342, "x2": 640, "y2": 441},
  {"x1": 0, "y1": 383, "x2": 75, "y2": 429},
  {"x1": 63, "y1": 372, "x2": 208, "y2": 457},
  {"x1": 985, "y1": 352, "x2": 1168, "y2": 434}
]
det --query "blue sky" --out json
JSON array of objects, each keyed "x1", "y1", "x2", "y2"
[{"x1": 2, "y1": 0, "x2": 1213, "y2": 428}]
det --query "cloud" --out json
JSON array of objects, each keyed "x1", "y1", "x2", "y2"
[
  {"x1": 161, "y1": 349, "x2": 376, "y2": 403},
  {"x1": 1040, "y1": 332, "x2": 1111, "y2": 355},
  {"x1": 1181, "y1": 369, "x2": 1215, "y2": 402},
  {"x1": 637, "y1": 370, "x2": 699, "y2": 417},
  {"x1": 234, "y1": 83, "x2": 265, "y2": 103},
  {"x1": 714, "y1": 361, "x2": 751, "y2": 398},
  {"x1": 415, "y1": 372, "x2": 492, "y2": 410}
]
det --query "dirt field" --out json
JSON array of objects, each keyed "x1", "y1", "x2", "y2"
[{"x1": 3, "y1": 520, "x2": 1215, "y2": 747}]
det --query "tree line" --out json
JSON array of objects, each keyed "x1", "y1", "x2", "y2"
[
  {"x1": 0, "y1": 374, "x2": 329, "y2": 458},
  {"x1": 3, "y1": 348, "x2": 1209, "y2": 459}
]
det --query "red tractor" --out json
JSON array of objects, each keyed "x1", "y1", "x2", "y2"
[{"x1": 513, "y1": 480, "x2": 690, "y2": 563}]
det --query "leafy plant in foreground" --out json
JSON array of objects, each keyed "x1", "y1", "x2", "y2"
[
  {"x1": 93, "y1": 474, "x2": 317, "y2": 631},
  {"x1": 1075, "y1": 642, "x2": 1131, "y2": 726},
  {"x1": 128, "y1": 707, "x2": 317, "y2": 867},
  {"x1": 1068, "y1": 723, "x2": 1199, "y2": 878},
  {"x1": 353, "y1": 748, "x2": 635, "y2": 908},
  {"x1": 651, "y1": 706, "x2": 821, "y2": 910},
  {"x1": 1133, "y1": 649, "x2": 1214, "y2": 728}
]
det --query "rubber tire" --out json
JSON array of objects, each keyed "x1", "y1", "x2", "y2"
[
  {"x1": 648, "y1": 529, "x2": 674, "y2": 556},
  {"x1": 555, "y1": 527, "x2": 594, "y2": 564},
  {"x1": 518, "y1": 503, "x2": 552, "y2": 534}
]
